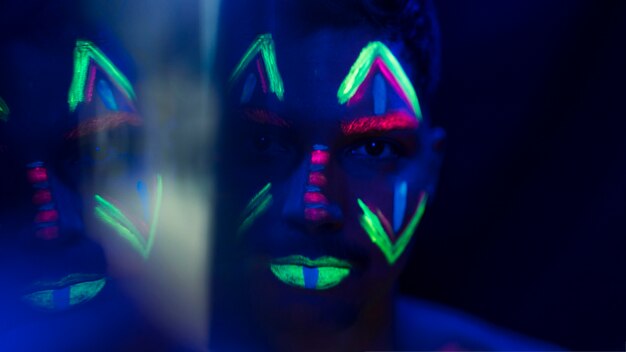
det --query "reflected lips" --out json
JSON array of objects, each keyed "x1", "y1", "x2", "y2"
[
  {"x1": 22, "y1": 273, "x2": 107, "y2": 311},
  {"x1": 269, "y1": 255, "x2": 352, "y2": 290}
]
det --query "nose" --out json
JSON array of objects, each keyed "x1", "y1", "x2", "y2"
[
  {"x1": 26, "y1": 161, "x2": 83, "y2": 242},
  {"x1": 282, "y1": 144, "x2": 344, "y2": 233}
]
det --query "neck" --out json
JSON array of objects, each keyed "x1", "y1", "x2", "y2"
[{"x1": 267, "y1": 292, "x2": 396, "y2": 352}]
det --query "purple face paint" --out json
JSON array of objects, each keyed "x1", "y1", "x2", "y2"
[
  {"x1": 304, "y1": 145, "x2": 331, "y2": 222},
  {"x1": 26, "y1": 162, "x2": 59, "y2": 240}
]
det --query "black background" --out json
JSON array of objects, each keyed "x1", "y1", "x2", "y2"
[{"x1": 401, "y1": 1, "x2": 626, "y2": 350}]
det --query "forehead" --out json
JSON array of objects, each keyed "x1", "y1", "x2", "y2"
[{"x1": 227, "y1": 27, "x2": 413, "y2": 121}]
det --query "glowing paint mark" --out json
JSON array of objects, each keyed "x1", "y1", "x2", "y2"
[
  {"x1": 240, "y1": 73, "x2": 257, "y2": 104},
  {"x1": 94, "y1": 174, "x2": 163, "y2": 259},
  {"x1": 64, "y1": 112, "x2": 142, "y2": 139},
  {"x1": 0, "y1": 96, "x2": 9, "y2": 122},
  {"x1": 303, "y1": 267, "x2": 319, "y2": 289},
  {"x1": 358, "y1": 192, "x2": 428, "y2": 265},
  {"x1": 68, "y1": 40, "x2": 136, "y2": 112},
  {"x1": 22, "y1": 278, "x2": 106, "y2": 311},
  {"x1": 341, "y1": 110, "x2": 418, "y2": 135},
  {"x1": 238, "y1": 183, "x2": 273, "y2": 236},
  {"x1": 304, "y1": 192, "x2": 328, "y2": 204},
  {"x1": 308, "y1": 172, "x2": 327, "y2": 187},
  {"x1": 304, "y1": 207, "x2": 328, "y2": 221},
  {"x1": 373, "y1": 73, "x2": 387, "y2": 115},
  {"x1": 337, "y1": 41, "x2": 422, "y2": 120},
  {"x1": 137, "y1": 180, "x2": 150, "y2": 221},
  {"x1": 86, "y1": 65, "x2": 97, "y2": 103},
  {"x1": 310, "y1": 150, "x2": 330, "y2": 165},
  {"x1": 96, "y1": 79, "x2": 119, "y2": 110},
  {"x1": 229, "y1": 33, "x2": 284, "y2": 100},
  {"x1": 269, "y1": 256, "x2": 351, "y2": 290},
  {"x1": 241, "y1": 108, "x2": 290, "y2": 127},
  {"x1": 393, "y1": 181, "x2": 407, "y2": 232},
  {"x1": 256, "y1": 58, "x2": 268, "y2": 93}
]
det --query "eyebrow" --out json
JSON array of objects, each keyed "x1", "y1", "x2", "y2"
[
  {"x1": 341, "y1": 110, "x2": 418, "y2": 135},
  {"x1": 64, "y1": 112, "x2": 143, "y2": 139},
  {"x1": 241, "y1": 107, "x2": 291, "y2": 128},
  {"x1": 337, "y1": 41, "x2": 423, "y2": 121}
]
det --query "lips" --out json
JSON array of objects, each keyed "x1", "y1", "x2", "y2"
[
  {"x1": 21, "y1": 273, "x2": 107, "y2": 311},
  {"x1": 269, "y1": 255, "x2": 352, "y2": 290}
]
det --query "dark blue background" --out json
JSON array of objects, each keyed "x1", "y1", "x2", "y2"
[{"x1": 402, "y1": 1, "x2": 626, "y2": 350}]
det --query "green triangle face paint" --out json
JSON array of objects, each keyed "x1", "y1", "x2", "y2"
[
  {"x1": 229, "y1": 33, "x2": 285, "y2": 101},
  {"x1": 67, "y1": 40, "x2": 136, "y2": 112}
]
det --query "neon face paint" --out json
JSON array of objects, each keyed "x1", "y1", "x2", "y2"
[
  {"x1": 96, "y1": 79, "x2": 119, "y2": 110},
  {"x1": 238, "y1": 183, "x2": 273, "y2": 236},
  {"x1": 341, "y1": 110, "x2": 418, "y2": 135},
  {"x1": 358, "y1": 191, "x2": 428, "y2": 265},
  {"x1": 337, "y1": 41, "x2": 422, "y2": 120},
  {"x1": 269, "y1": 256, "x2": 352, "y2": 290},
  {"x1": 240, "y1": 73, "x2": 258, "y2": 104},
  {"x1": 94, "y1": 174, "x2": 163, "y2": 260},
  {"x1": 393, "y1": 181, "x2": 408, "y2": 232},
  {"x1": 304, "y1": 145, "x2": 331, "y2": 221},
  {"x1": 373, "y1": 73, "x2": 387, "y2": 115},
  {"x1": 230, "y1": 33, "x2": 285, "y2": 101},
  {"x1": 22, "y1": 274, "x2": 107, "y2": 311},
  {"x1": 68, "y1": 40, "x2": 136, "y2": 112},
  {"x1": 241, "y1": 108, "x2": 290, "y2": 128},
  {"x1": 0, "y1": 96, "x2": 9, "y2": 122},
  {"x1": 26, "y1": 162, "x2": 59, "y2": 240},
  {"x1": 64, "y1": 112, "x2": 142, "y2": 139}
]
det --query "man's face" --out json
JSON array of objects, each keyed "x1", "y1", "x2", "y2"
[
  {"x1": 0, "y1": 35, "x2": 161, "y2": 330},
  {"x1": 220, "y1": 25, "x2": 444, "y2": 332}
]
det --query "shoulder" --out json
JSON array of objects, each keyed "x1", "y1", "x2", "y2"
[{"x1": 394, "y1": 295, "x2": 563, "y2": 351}]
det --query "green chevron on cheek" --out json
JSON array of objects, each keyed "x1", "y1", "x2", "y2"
[
  {"x1": 358, "y1": 191, "x2": 428, "y2": 265},
  {"x1": 94, "y1": 174, "x2": 163, "y2": 259}
]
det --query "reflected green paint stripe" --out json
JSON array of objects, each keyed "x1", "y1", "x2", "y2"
[
  {"x1": 94, "y1": 174, "x2": 163, "y2": 259},
  {"x1": 237, "y1": 183, "x2": 273, "y2": 236},
  {"x1": 229, "y1": 33, "x2": 284, "y2": 100},
  {"x1": 358, "y1": 192, "x2": 428, "y2": 265},
  {"x1": 70, "y1": 278, "x2": 106, "y2": 306},
  {"x1": 94, "y1": 195, "x2": 141, "y2": 237},
  {"x1": 68, "y1": 40, "x2": 136, "y2": 112},
  {"x1": 337, "y1": 41, "x2": 422, "y2": 120},
  {"x1": 0, "y1": 96, "x2": 9, "y2": 122}
]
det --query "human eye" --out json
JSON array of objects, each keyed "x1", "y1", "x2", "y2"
[{"x1": 348, "y1": 138, "x2": 400, "y2": 160}]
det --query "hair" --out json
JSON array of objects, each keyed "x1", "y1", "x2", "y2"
[{"x1": 288, "y1": 0, "x2": 442, "y2": 97}]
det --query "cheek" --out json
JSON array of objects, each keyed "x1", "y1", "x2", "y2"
[{"x1": 86, "y1": 174, "x2": 163, "y2": 276}]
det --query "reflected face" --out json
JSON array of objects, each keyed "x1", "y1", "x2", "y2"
[
  {"x1": 220, "y1": 26, "x2": 444, "y2": 331},
  {"x1": 0, "y1": 36, "x2": 160, "y2": 326}
]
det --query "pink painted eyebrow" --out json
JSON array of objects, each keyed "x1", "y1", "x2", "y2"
[
  {"x1": 241, "y1": 108, "x2": 291, "y2": 128},
  {"x1": 340, "y1": 110, "x2": 418, "y2": 135},
  {"x1": 64, "y1": 112, "x2": 143, "y2": 139}
]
